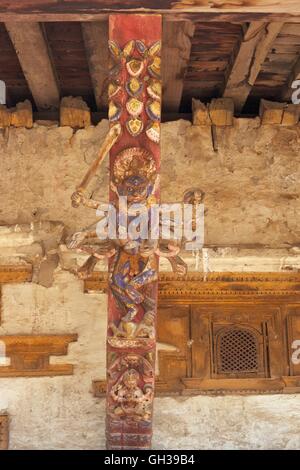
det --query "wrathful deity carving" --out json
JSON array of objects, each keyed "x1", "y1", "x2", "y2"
[{"x1": 68, "y1": 143, "x2": 187, "y2": 343}]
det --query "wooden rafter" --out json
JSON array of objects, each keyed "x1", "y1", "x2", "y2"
[
  {"x1": 223, "y1": 22, "x2": 284, "y2": 112},
  {"x1": 81, "y1": 21, "x2": 109, "y2": 111},
  {"x1": 5, "y1": 22, "x2": 60, "y2": 110},
  {"x1": 0, "y1": 1, "x2": 300, "y2": 22},
  {"x1": 162, "y1": 20, "x2": 195, "y2": 112}
]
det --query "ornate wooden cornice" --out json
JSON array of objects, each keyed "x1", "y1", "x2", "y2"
[
  {"x1": 84, "y1": 271, "x2": 300, "y2": 301},
  {"x1": 0, "y1": 265, "x2": 32, "y2": 284}
]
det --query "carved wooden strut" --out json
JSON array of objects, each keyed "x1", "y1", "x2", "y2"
[{"x1": 68, "y1": 14, "x2": 186, "y2": 449}]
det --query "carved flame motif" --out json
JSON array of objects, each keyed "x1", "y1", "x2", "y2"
[
  {"x1": 146, "y1": 121, "x2": 160, "y2": 143},
  {"x1": 126, "y1": 118, "x2": 144, "y2": 137},
  {"x1": 126, "y1": 97, "x2": 144, "y2": 117},
  {"x1": 126, "y1": 77, "x2": 143, "y2": 97},
  {"x1": 147, "y1": 79, "x2": 161, "y2": 101},
  {"x1": 126, "y1": 59, "x2": 144, "y2": 77},
  {"x1": 146, "y1": 100, "x2": 161, "y2": 121},
  {"x1": 108, "y1": 100, "x2": 122, "y2": 121}
]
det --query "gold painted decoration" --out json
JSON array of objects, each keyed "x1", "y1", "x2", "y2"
[
  {"x1": 126, "y1": 118, "x2": 144, "y2": 137},
  {"x1": 136, "y1": 40, "x2": 161, "y2": 58},
  {"x1": 123, "y1": 40, "x2": 135, "y2": 58},
  {"x1": 108, "y1": 100, "x2": 122, "y2": 122},
  {"x1": 126, "y1": 97, "x2": 143, "y2": 117},
  {"x1": 146, "y1": 100, "x2": 161, "y2": 121},
  {"x1": 148, "y1": 56, "x2": 161, "y2": 79},
  {"x1": 149, "y1": 40, "x2": 161, "y2": 57},
  {"x1": 147, "y1": 79, "x2": 161, "y2": 101},
  {"x1": 146, "y1": 121, "x2": 160, "y2": 143},
  {"x1": 125, "y1": 77, "x2": 143, "y2": 97},
  {"x1": 113, "y1": 147, "x2": 157, "y2": 185},
  {"x1": 108, "y1": 81, "x2": 121, "y2": 99},
  {"x1": 126, "y1": 59, "x2": 144, "y2": 77},
  {"x1": 108, "y1": 40, "x2": 122, "y2": 60}
]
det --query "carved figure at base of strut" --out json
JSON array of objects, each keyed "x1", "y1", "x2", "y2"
[{"x1": 110, "y1": 369, "x2": 153, "y2": 422}]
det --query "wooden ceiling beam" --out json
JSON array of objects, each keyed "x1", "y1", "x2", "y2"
[
  {"x1": 162, "y1": 20, "x2": 195, "y2": 113},
  {"x1": 223, "y1": 22, "x2": 284, "y2": 112},
  {"x1": 81, "y1": 21, "x2": 109, "y2": 111},
  {"x1": 5, "y1": 22, "x2": 60, "y2": 110},
  {"x1": 0, "y1": 1, "x2": 300, "y2": 22}
]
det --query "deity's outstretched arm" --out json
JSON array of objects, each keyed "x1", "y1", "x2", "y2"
[
  {"x1": 71, "y1": 190, "x2": 102, "y2": 210},
  {"x1": 68, "y1": 124, "x2": 121, "y2": 277},
  {"x1": 155, "y1": 239, "x2": 187, "y2": 276}
]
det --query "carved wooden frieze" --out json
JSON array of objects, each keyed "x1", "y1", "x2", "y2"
[
  {"x1": 0, "y1": 265, "x2": 32, "y2": 284},
  {"x1": 93, "y1": 297, "x2": 300, "y2": 396},
  {"x1": 0, "y1": 414, "x2": 9, "y2": 450},
  {"x1": 0, "y1": 335, "x2": 77, "y2": 377},
  {"x1": 84, "y1": 271, "x2": 300, "y2": 301}
]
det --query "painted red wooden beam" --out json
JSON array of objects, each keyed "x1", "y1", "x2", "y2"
[{"x1": 106, "y1": 14, "x2": 162, "y2": 450}]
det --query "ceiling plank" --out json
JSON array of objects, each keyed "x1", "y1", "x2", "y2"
[
  {"x1": 223, "y1": 22, "x2": 284, "y2": 112},
  {"x1": 162, "y1": 20, "x2": 195, "y2": 112},
  {"x1": 5, "y1": 22, "x2": 60, "y2": 110},
  {"x1": 281, "y1": 55, "x2": 300, "y2": 101},
  {"x1": 0, "y1": 1, "x2": 300, "y2": 22},
  {"x1": 82, "y1": 21, "x2": 109, "y2": 111}
]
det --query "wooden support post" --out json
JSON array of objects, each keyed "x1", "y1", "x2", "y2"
[{"x1": 106, "y1": 14, "x2": 162, "y2": 450}]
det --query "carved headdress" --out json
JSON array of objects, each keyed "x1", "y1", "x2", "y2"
[{"x1": 113, "y1": 147, "x2": 157, "y2": 185}]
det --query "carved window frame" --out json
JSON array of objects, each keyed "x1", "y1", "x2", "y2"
[
  {"x1": 212, "y1": 324, "x2": 267, "y2": 379},
  {"x1": 85, "y1": 272, "x2": 300, "y2": 396}
]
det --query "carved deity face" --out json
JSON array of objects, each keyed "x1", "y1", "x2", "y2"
[
  {"x1": 123, "y1": 370, "x2": 139, "y2": 389},
  {"x1": 119, "y1": 175, "x2": 150, "y2": 203},
  {"x1": 126, "y1": 354, "x2": 140, "y2": 368}
]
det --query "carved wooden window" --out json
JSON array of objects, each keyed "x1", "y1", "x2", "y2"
[
  {"x1": 91, "y1": 273, "x2": 300, "y2": 396},
  {"x1": 213, "y1": 325, "x2": 265, "y2": 378},
  {"x1": 156, "y1": 304, "x2": 279, "y2": 394}
]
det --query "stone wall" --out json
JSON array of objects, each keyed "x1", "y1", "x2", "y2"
[
  {"x1": 1, "y1": 118, "x2": 300, "y2": 449},
  {"x1": 0, "y1": 118, "x2": 299, "y2": 245}
]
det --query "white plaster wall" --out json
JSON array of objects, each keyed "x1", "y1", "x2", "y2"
[
  {"x1": 153, "y1": 395, "x2": 300, "y2": 450},
  {"x1": 0, "y1": 270, "x2": 300, "y2": 450},
  {"x1": 0, "y1": 270, "x2": 107, "y2": 449}
]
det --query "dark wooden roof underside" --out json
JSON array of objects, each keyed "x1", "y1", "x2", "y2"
[{"x1": 0, "y1": 19, "x2": 299, "y2": 116}]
